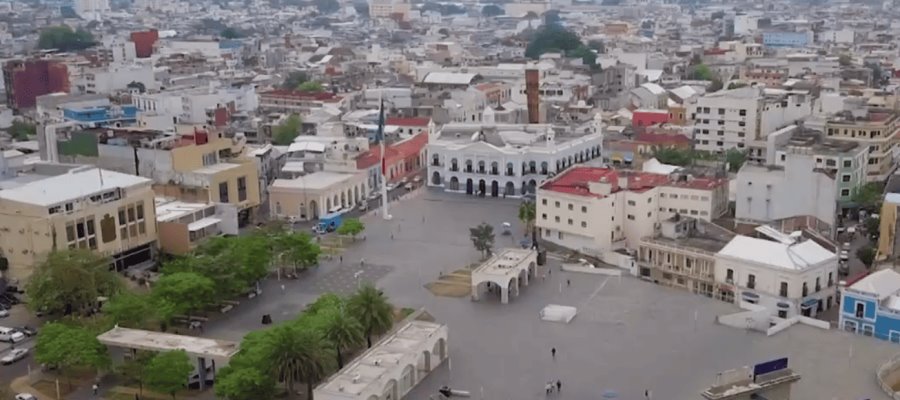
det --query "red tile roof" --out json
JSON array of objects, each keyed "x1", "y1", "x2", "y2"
[
  {"x1": 386, "y1": 117, "x2": 431, "y2": 127},
  {"x1": 356, "y1": 132, "x2": 428, "y2": 170},
  {"x1": 541, "y1": 167, "x2": 670, "y2": 198},
  {"x1": 636, "y1": 132, "x2": 691, "y2": 145}
]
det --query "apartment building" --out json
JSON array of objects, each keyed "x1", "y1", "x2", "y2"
[
  {"x1": 53, "y1": 127, "x2": 261, "y2": 225},
  {"x1": 258, "y1": 90, "x2": 345, "y2": 115},
  {"x1": 822, "y1": 109, "x2": 900, "y2": 182},
  {"x1": 154, "y1": 198, "x2": 239, "y2": 255},
  {"x1": 3, "y1": 59, "x2": 70, "y2": 111},
  {"x1": 689, "y1": 87, "x2": 812, "y2": 153},
  {"x1": 536, "y1": 166, "x2": 728, "y2": 254},
  {"x1": 714, "y1": 231, "x2": 838, "y2": 318},
  {"x1": 0, "y1": 166, "x2": 157, "y2": 280},
  {"x1": 637, "y1": 216, "x2": 734, "y2": 299}
]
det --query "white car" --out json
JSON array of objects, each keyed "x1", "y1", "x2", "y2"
[
  {"x1": 840, "y1": 250, "x2": 850, "y2": 261},
  {"x1": 2, "y1": 348, "x2": 28, "y2": 365},
  {"x1": 0, "y1": 309, "x2": 8, "y2": 318},
  {"x1": 15, "y1": 394, "x2": 37, "y2": 400}
]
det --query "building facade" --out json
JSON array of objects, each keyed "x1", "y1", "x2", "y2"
[
  {"x1": 839, "y1": 269, "x2": 900, "y2": 343},
  {"x1": 3, "y1": 59, "x2": 70, "y2": 111},
  {"x1": 823, "y1": 109, "x2": 900, "y2": 182}
]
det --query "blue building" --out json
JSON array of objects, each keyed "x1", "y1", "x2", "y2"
[
  {"x1": 839, "y1": 269, "x2": 900, "y2": 343},
  {"x1": 63, "y1": 105, "x2": 138, "y2": 127},
  {"x1": 762, "y1": 32, "x2": 810, "y2": 48}
]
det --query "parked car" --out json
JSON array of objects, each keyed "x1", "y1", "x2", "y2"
[
  {"x1": 840, "y1": 250, "x2": 850, "y2": 262},
  {"x1": 0, "y1": 309, "x2": 9, "y2": 318},
  {"x1": 2, "y1": 348, "x2": 28, "y2": 365},
  {"x1": 15, "y1": 394, "x2": 37, "y2": 400},
  {"x1": 357, "y1": 201, "x2": 368, "y2": 211},
  {"x1": 16, "y1": 326, "x2": 37, "y2": 337}
]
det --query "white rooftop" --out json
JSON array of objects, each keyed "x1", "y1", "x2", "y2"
[
  {"x1": 0, "y1": 167, "x2": 150, "y2": 207},
  {"x1": 193, "y1": 162, "x2": 242, "y2": 175},
  {"x1": 271, "y1": 171, "x2": 358, "y2": 191},
  {"x1": 288, "y1": 141, "x2": 327, "y2": 153},
  {"x1": 473, "y1": 248, "x2": 536, "y2": 279},
  {"x1": 716, "y1": 235, "x2": 836, "y2": 271},
  {"x1": 421, "y1": 72, "x2": 479, "y2": 85},
  {"x1": 848, "y1": 269, "x2": 900, "y2": 301},
  {"x1": 97, "y1": 326, "x2": 239, "y2": 359},
  {"x1": 155, "y1": 198, "x2": 212, "y2": 222}
]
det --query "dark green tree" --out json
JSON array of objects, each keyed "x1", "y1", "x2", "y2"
[
  {"x1": 567, "y1": 46, "x2": 596, "y2": 66},
  {"x1": 348, "y1": 285, "x2": 393, "y2": 348},
  {"x1": 336, "y1": 218, "x2": 365, "y2": 240},
  {"x1": 35, "y1": 323, "x2": 110, "y2": 389},
  {"x1": 117, "y1": 351, "x2": 154, "y2": 398},
  {"x1": 587, "y1": 39, "x2": 605, "y2": 54},
  {"x1": 27, "y1": 249, "x2": 121, "y2": 316},
  {"x1": 469, "y1": 222, "x2": 495, "y2": 259},
  {"x1": 266, "y1": 324, "x2": 334, "y2": 399},
  {"x1": 152, "y1": 272, "x2": 216, "y2": 318},
  {"x1": 518, "y1": 201, "x2": 535, "y2": 232},
  {"x1": 281, "y1": 71, "x2": 310, "y2": 89},
  {"x1": 725, "y1": 149, "x2": 746, "y2": 172},
  {"x1": 221, "y1": 27, "x2": 242, "y2": 39},
  {"x1": 273, "y1": 114, "x2": 302, "y2": 145},
  {"x1": 857, "y1": 246, "x2": 876, "y2": 269},
  {"x1": 481, "y1": 4, "x2": 504, "y2": 16},
  {"x1": 38, "y1": 26, "x2": 96, "y2": 51},
  {"x1": 7, "y1": 120, "x2": 36, "y2": 141},
  {"x1": 314, "y1": 0, "x2": 340, "y2": 13},
  {"x1": 524, "y1": 25, "x2": 583, "y2": 59},
  {"x1": 105, "y1": 292, "x2": 159, "y2": 329},
  {"x1": 851, "y1": 182, "x2": 884, "y2": 211},
  {"x1": 298, "y1": 81, "x2": 324, "y2": 92},
  {"x1": 322, "y1": 310, "x2": 364, "y2": 369}
]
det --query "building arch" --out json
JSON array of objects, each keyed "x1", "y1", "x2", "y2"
[
  {"x1": 466, "y1": 178, "x2": 474, "y2": 195},
  {"x1": 400, "y1": 364, "x2": 416, "y2": 394},
  {"x1": 450, "y1": 158, "x2": 458, "y2": 171},
  {"x1": 382, "y1": 378, "x2": 399, "y2": 400},
  {"x1": 465, "y1": 159, "x2": 473, "y2": 173},
  {"x1": 528, "y1": 179, "x2": 537, "y2": 193},
  {"x1": 491, "y1": 181, "x2": 499, "y2": 197},
  {"x1": 506, "y1": 162, "x2": 514, "y2": 176},
  {"x1": 478, "y1": 179, "x2": 486, "y2": 195},
  {"x1": 340, "y1": 192, "x2": 346, "y2": 208},
  {"x1": 325, "y1": 197, "x2": 332, "y2": 211},
  {"x1": 505, "y1": 181, "x2": 516, "y2": 196},
  {"x1": 540, "y1": 161, "x2": 548, "y2": 174},
  {"x1": 309, "y1": 200, "x2": 318, "y2": 219},
  {"x1": 449, "y1": 176, "x2": 459, "y2": 191},
  {"x1": 433, "y1": 338, "x2": 447, "y2": 362},
  {"x1": 477, "y1": 160, "x2": 486, "y2": 174},
  {"x1": 490, "y1": 161, "x2": 499, "y2": 175},
  {"x1": 333, "y1": 195, "x2": 339, "y2": 210},
  {"x1": 528, "y1": 160, "x2": 536, "y2": 174},
  {"x1": 432, "y1": 153, "x2": 440, "y2": 166},
  {"x1": 432, "y1": 171, "x2": 442, "y2": 185},
  {"x1": 353, "y1": 186, "x2": 359, "y2": 203}
]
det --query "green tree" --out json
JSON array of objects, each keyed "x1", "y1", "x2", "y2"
[
  {"x1": 266, "y1": 324, "x2": 334, "y2": 399},
  {"x1": 727, "y1": 82, "x2": 748, "y2": 90},
  {"x1": 838, "y1": 54, "x2": 852, "y2": 67},
  {"x1": 587, "y1": 39, "x2": 605, "y2": 54},
  {"x1": 524, "y1": 25, "x2": 583, "y2": 60},
  {"x1": 336, "y1": 218, "x2": 365, "y2": 239},
  {"x1": 322, "y1": 310, "x2": 364, "y2": 368},
  {"x1": 348, "y1": 285, "x2": 393, "y2": 348},
  {"x1": 518, "y1": 201, "x2": 535, "y2": 232},
  {"x1": 725, "y1": 149, "x2": 746, "y2": 172},
  {"x1": 314, "y1": 0, "x2": 340, "y2": 13},
  {"x1": 105, "y1": 292, "x2": 158, "y2": 329},
  {"x1": 273, "y1": 114, "x2": 302, "y2": 145},
  {"x1": 857, "y1": 246, "x2": 876, "y2": 269},
  {"x1": 221, "y1": 27, "x2": 242, "y2": 39},
  {"x1": 866, "y1": 216, "x2": 881, "y2": 234},
  {"x1": 35, "y1": 323, "x2": 110, "y2": 389},
  {"x1": 145, "y1": 350, "x2": 193, "y2": 400},
  {"x1": 276, "y1": 232, "x2": 321, "y2": 272},
  {"x1": 117, "y1": 351, "x2": 154, "y2": 398},
  {"x1": 851, "y1": 182, "x2": 884, "y2": 211},
  {"x1": 298, "y1": 81, "x2": 324, "y2": 92},
  {"x1": 481, "y1": 4, "x2": 504, "y2": 16},
  {"x1": 27, "y1": 249, "x2": 121, "y2": 316},
  {"x1": 652, "y1": 147, "x2": 692, "y2": 166},
  {"x1": 38, "y1": 26, "x2": 96, "y2": 51},
  {"x1": 469, "y1": 222, "x2": 495, "y2": 259},
  {"x1": 215, "y1": 365, "x2": 276, "y2": 400},
  {"x1": 567, "y1": 46, "x2": 596, "y2": 66},
  {"x1": 692, "y1": 64, "x2": 715, "y2": 81},
  {"x1": 7, "y1": 119, "x2": 36, "y2": 141},
  {"x1": 281, "y1": 71, "x2": 310, "y2": 89},
  {"x1": 709, "y1": 79, "x2": 724, "y2": 92},
  {"x1": 152, "y1": 272, "x2": 216, "y2": 318}
]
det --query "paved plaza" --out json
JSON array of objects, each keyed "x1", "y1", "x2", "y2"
[{"x1": 203, "y1": 189, "x2": 900, "y2": 400}]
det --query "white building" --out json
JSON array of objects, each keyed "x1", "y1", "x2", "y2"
[
  {"x1": 735, "y1": 154, "x2": 837, "y2": 231},
  {"x1": 73, "y1": 0, "x2": 110, "y2": 20},
  {"x1": 714, "y1": 231, "x2": 838, "y2": 318},
  {"x1": 689, "y1": 87, "x2": 812, "y2": 153},
  {"x1": 73, "y1": 64, "x2": 157, "y2": 95},
  {"x1": 427, "y1": 114, "x2": 603, "y2": 198},
  {"x1": 536, "y1": 166, "x2": 729, "y2": 254}
]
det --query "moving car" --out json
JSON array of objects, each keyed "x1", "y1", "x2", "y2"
[
  {"x1": 0, "y1": 327, "x2": 25, "y2": 343},
  {"x1": 2, "y1": 348, "x2": 28, "y2": 365},
  {"x1": 840, "y1": 250, "x2": 850, "y2": 262},
  {"x1": 0, "y1": 309, "x2": 8, "y2": 318}
]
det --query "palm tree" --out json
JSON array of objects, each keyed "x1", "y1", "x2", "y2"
[
  {"x1": 348, "y1": 285, "x2": 393, "y2": 348},
  {"x1": 322, "y1": 311, "x2": 364, "y2": 369},
  {"x1": 518, "y1": 201, "x2": 536, "y2": 232},
  {"x1": 469, "y1": 223, "x2": 495, "y2": 259},
  {"x1": 266, "y1": 324, "x2": 333, "y2": 399}
]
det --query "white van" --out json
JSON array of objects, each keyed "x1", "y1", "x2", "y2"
[{"x1": 0, "y1": 327, "x2": 25, "y2": 343}]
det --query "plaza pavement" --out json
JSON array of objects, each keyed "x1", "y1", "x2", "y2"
[{"x1": 202, "y1": 189, "x2": 898, "y2": 400}]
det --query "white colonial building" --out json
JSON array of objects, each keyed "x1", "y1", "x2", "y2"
[
  {"x1": 713, "y1": 228, "x2": 838, "y2": 319},
  {"x1": 427, "y1": 111, "x2": 603, "y2": 197}
]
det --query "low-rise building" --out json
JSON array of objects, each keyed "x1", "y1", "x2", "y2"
[
  {"x1": 714, "y1": 230, "x2": 838, "y2": 318},
  {"x1": 839, "y1": 269, "x2": 900, "y2": 342},
  {"x1": 154, "y1": 198, "x2": 239, "y2": 255},
  {"x1": 821, "y1": 109, "x2": 900, "y2": 182},
  {"x1": 0, "y1": 165, "x2": 157, "y2": 280},
  {"x1": 268, "y1": 171, "x2": 368, "y2": 221}
]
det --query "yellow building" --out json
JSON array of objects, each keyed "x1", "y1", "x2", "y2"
[
  {"x1": 154, "y1": 198, "x2": 239, "y2": 255},
  {"x1": 824, "y1": 109, "x2": 900, "y2": 182},
  {"x1": 877, "y1": 194, "x2": 900, "y2": 262},
  {"x1": 0, "y1": 166, "x2": 157, "y2": 280}
]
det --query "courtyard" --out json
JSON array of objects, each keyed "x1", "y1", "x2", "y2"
[{"x1": 204, "y1": 190, "x2": 899, "y2": 400}]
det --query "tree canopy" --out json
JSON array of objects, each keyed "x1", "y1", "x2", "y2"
[
  {"x1": 851, "y1": 182, "x2": 884, "y2": 211},
  {"x1": 298, "y1": 81, "x2": 324, "y2": 92},
  {"x1": 518, "y1": 201, "x2": 535, "y2": 231},
  {"x1": 336, "y1": 218, "x2": 365, "y2": 239},
  {"x1": 272, "y1": 114, "x2": 302, "y2": 145},
  {"x1": 314, "y1": 0, "x2": 340, "y2": 13},
  {"x1": 35, "y1": 323, "x2": 110, "y2": 388},
  {"x1": 221, "y1": 27, "x2": 242, "y2": 39},
  {"x1": 7, "y1": 120, "x2": 36, "y2": 141},
  {"x1": 27, "y1": 249, "x2": 121, "y2": 316},
  {"x1": 348, "y1": 284, "x2": 393, "y2": 348},
  {"x1": 152, "y1": 272, "x2": 216, "y2": 318},
  {"x1": 38, "y1": 26, "x2": 96, "y2": 51},
  {"x1": 469, "y1": 222, "x2": 495, "y2": 259},
  {"x1": 481, "y1": 4, "x2": 504, "y2": 16},
  {"x1": 725, "y1": 149, "x2": 746, "y2": 172},
  {"x1": 104, "y1": 292, "x2": 159, "y2": 329},
  {"x1": 145, "y1": 350, "x2": 194, "y2": 399},
  {"x1": 281, "y1": 71, "x2": 310, "y2": 89},
  {"x1": 857, "y1": 246, "x2": 876, "y2": 269},
  {"x1": 525, "y1": 25, "x2": 583, "y2": 60},
  {"x1": 692, "y1": 64, "x2": 715, "y2": 81}
]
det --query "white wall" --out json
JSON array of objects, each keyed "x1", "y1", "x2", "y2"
[{"x1": 735, "y1": 155, "x2": 837, "y2": 227}]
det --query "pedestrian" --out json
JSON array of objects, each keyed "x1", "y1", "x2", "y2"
[
  {"x1": 340, "y1": 255, "x2": 343, "y2": 264},
  {"x1": 542, "y1": 273, "x2": 546, "y2": 281},
  {"x1": 548, "y1": 269, "x2": 551, "y2": 276},
  {"x1": 391, "y1": 233, "x2": 394, "y2": 240},
  {"x1": 551, "y1": 347, "x2": 556, "y2": 358},
  {"x1": 92, "y1": 383, "x2": 99, "y2": 396},
  {"x1": 556, "y1": 380, "x2": 561, "y2": 392},
  {"x1": 361, "y1": 258, "x2": 366, "y2": 266},
  {"x1": 567, "y1": 279, "x2": 571, "y2": 287},
  {"x1": 545, "y1": 382, "x2": 553, "y2": 395},
  {"x1": 280, "y1": 284, "x2": 285, "y2": 294}
]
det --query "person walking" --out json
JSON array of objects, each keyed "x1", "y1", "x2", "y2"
[
  {"x1": 566, "y1": 279, "x2": 571, "y2": 287},
  {"x1": 556, "y1": 380, "x2": 561, "y2": 392},
  {"x1": 545, "y1": 382, "x2": 553, "y2": 395},
  {"x1": 340, "y1": 255, "x2": 343, "y2": 264},
  {"x1": 92, "y1": 383, "x2": 99, "y2": 396},
  {"x1": 551, "y1": 347, "x2": 556, "y2": 359},
  {"x1": 280, "y1": 284, "x2": 285, "y2": 294}
]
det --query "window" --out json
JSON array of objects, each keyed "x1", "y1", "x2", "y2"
[
  {"x1": 843, "y1": 160, "x2": 852, "y2": 168},
  {"x1": 568, "y1": 204, "x2": 573, "y2": 211},
  {"x1": 627, "y1": 214, "x2": 635, "y2": 220},
  {"x1": 747, "y1": 274, "x2": 756, "y2": 289},
  {"x1": 136, "y1": 203, "x2": 144, "y2": 220},
  {"x1": 581, "y1": 206, "x2": 587, "y2": 213},
  {"x1": 238, "y1": 177, "x2": 248, "y2": 202},
  {"x1": 841, "y1": 189, "x2": 850, "y2": 197},
  {"x1": 555, "y1": 201, "x2": 560, "y2": 208},
  {"x1": 718, "y1": 108, "x2": 725, "y2": 115},
  {"x1": 739, "y1": 109, "x2": 747, "y2": 116},
  {"x1": 555, "y1": 216, "x2": 560, "y2": 223},
  {"x1": 863, "y1": 325, "x2": 874, "y2": 337},
  {"x1": 738, "y1": 121, "x2": 745, "y2": 127},
  {"x1": 219, "y1": 182, "x2": 230, "y2": 203},
  {"x1": 118, "y1": 208, "x2": 126, "y2": 226},
  {"x1": 86, "y1": 218, "x2": 95, "y2": 235},
  {"x1": 780, "y1": 282, "x2": 788, "y2": 297},
  {"x1": 542, "y1": 199, "x2": 547, "y2": 205},
  {"x1": 581, "y1": 221, "x2": 587, "y2": 228},
  {"x1": 841, "y1": 174, "x2": 851, "y2": 182},
  {"x1": 66, "y1": 224, "x2": 75, "y2": 242},
  {"x1": 542, "y1": 213, "x2": 547, "y2": 220},
  {"x1": 127, "y1": 207, "x2": 135, "y2": 223},
  {"x1": 856, "y1": 303, "x2": 865, "y2": 318},
  {"x1": 202, "y1": 152, "x2": 217, "y2": 166},
  {"x1": 567, "y1": 218, "x2": 573, "y2": 225},
  {"x1": 726, "y1": 269, "x2": 734, "y2": 282},
  {"x1": 627, "y1": 200, "x2": 636, "y2": 206},
  {"x1": 647, "y1": 197, "x2": 652, "y2": 203}
]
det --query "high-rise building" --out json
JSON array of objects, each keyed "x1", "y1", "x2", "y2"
[{"x1": 3, "y1": 59, "x2": 70, "y2": 111}]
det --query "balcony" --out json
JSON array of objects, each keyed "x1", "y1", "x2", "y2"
[
  {"x1": 450, "y1": 166, "x2": 459, "y2": 172},
  {"x1": 432, "y1": 161, "x2": 441, "y2": 167},
  {"x1": 491, "y1": 168, "x2": 499, "y2": 175},
  {"x1": 465, "y1": 167, "x2": 473, "y2": 173},
  {"x1": 506, "y1": 170, "x2": 515, "y2": 176}
]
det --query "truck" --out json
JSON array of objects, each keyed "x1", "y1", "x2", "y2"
[{"x1": 313, "y1": 212, "x2": 343, "y2": 234}]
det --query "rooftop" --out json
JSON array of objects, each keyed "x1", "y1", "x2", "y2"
[
  {"x1": 193, "y1": 162, "x2": 242, "y2": 175},
  {"x1": 261, "y1": 89, "x2": 341, "y2": 101},
  {"x1": 847, "y1": 268, "x2": 900, "y2": 301},
  {"x1": 421, "y1": 72, "x2": 480, "y2": 85},
  {"x1": 155, "y1": 198, "x2": 213, "y2": 223},
  {"x1": 473, "y1": 248, "x2": 536, "y2": 279},
  {"x1": 356, "y1": 133, "x2": 428, "y2": 170},
  {"x1": 271, "y1": 171, "x2": 359, "y2": 191},
  {"x1": 97, "y1": 326, "x2": 239, "y2": 359},
  {"x1": 541, "y1": 167, "x2": 671, "y2": 198},
  {"x1": 716, "y1": 235, "x2": 836, "y2": 271},
  {"x1": 0, "y1": 167, "x2": 150, "y2": 207}
]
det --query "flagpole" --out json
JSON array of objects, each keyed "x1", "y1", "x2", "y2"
[{"x1": 378, "y1": 91, "x2": 392, "y2": 221}]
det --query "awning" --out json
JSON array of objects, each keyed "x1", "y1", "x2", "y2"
[
  {"x1": 742, "y1": 291, "x2": 760, "y2": 299},
  {"x1": 800, "y1": 298, "x2": 819, "y2": 308},
  {"x1": 188, "y1": 217, "x2": 222, "y2": 232},
  {"x1": 777, "y1": 302, "x2": 791, "y2": 309}
]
